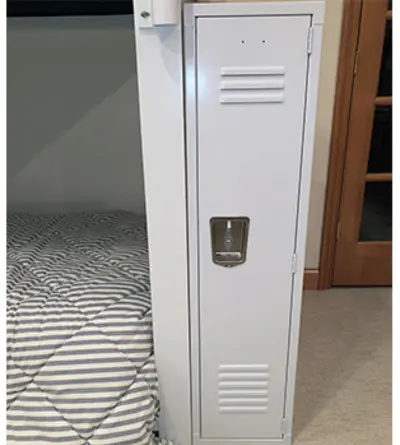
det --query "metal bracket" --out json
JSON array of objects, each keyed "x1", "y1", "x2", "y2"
[
  {"x1": 137, "y1": 0, "x2": 180, "y2": 29},
  {"x1": 281, "y1": 418, "x2": 288, "y2": 436}
]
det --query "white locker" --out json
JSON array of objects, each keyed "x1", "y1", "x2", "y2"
[{"x1": 185, "y1": 2, "x2": 324, "y2": 445}]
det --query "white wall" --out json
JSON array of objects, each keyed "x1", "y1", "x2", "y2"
[
  {"x1": 7, "y1": 15, "x2": 145, "y2": 214},
  {"x1": 305, "y1": 0, "x2": 343, "y2": 268}
]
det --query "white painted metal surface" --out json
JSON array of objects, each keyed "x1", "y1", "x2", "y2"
[
  {"x1": 185, "y1": 2, "x2": 325, "y2": 445},
  {"x1": 132, "y1": 1, "x2": 192, "y2": 444},
  {"x1": 197, "y1": 14, "x2": 310, "y2": 439},
  {"x1": 133, "y1": 1, "x2": 324, "y2": 444},
  {"x1": 283, "y1": 22, "x2": 324, "y2": 442},
  {"x1": 184, "y1": 1, "x2": 325, "y2": 25},
  {"x1": 153, "y1": 0, "x2": 180, "y2": 25}
]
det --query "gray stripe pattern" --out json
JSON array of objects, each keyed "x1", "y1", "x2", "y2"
[{"x1": 7, "y1": 212, "x2": 172, "y2": 445}]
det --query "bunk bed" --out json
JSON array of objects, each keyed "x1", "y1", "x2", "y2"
[{"x1": 7, "y1": 211, "x2": 168, "y2": 445}]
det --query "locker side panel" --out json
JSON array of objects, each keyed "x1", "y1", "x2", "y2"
[{"x1": 196, "y1": 16, "x2": 311, "y2": 439}]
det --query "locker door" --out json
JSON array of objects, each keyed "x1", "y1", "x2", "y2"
[{"x1": 196, "y1": 16, "x2": 311, "y2": 439}]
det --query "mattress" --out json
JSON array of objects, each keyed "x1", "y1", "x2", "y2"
[{"x1": 7, "y1": 211, "x2": 169, "y2": 445}]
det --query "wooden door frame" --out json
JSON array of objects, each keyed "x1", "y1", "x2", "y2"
[{"x1": 318, "y1": 0, "x2": 364, "y2": 289}]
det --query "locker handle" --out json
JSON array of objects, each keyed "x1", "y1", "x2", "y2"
[{"x1": 210, "y1": 217, "x2": 250, "y2": 267}]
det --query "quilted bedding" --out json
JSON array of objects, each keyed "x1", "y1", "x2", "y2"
[{"x1": 7, "y1": 211, "x2": 168, "y2": 445}]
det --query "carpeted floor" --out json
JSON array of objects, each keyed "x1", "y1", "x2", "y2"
[{"x1": 293, "y1": 288, "x2": 392, "y2": 444}]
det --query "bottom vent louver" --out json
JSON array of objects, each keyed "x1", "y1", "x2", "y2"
[{"x1": 218, "y1": 365, "x2": 269, "y2": 414}]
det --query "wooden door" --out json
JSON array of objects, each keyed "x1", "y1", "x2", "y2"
[{"x1": 333, "y1": 0, "x2": 392, "y2": 286}]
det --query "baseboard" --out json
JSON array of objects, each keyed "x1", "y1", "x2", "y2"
[{"x1": 303, "y1": 269, "x2": 319, "y2": 290}]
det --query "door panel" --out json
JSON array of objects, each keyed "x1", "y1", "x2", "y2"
[
  {"x1": 333, "y1": 0, "x2": 392, "y2": 286},
  {"x1": 196, "y1": 15, "x2": 311, "y2": 439}
]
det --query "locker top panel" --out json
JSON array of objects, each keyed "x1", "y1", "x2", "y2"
[{"x1": 184, "y1": 1, "x2": 325, "y2": 26}]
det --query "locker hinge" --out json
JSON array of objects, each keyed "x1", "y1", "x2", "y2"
[
  {"x1": 336, "y1": 221, "x2": 341, "y2": 240},
  {"x1": 281, "y1": 418, "x2": 287, "y2": 436},
  {"x1": 292, "y1": 254, "x2": 298, "y2": 274},
  {"x1": 353, "y1": 50, "x2": 359, "y2": 75},
  {"x1": 307, "y1": 26, "x2": 314, "y2": 54}
]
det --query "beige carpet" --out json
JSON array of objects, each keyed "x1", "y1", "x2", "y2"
[{"x1": 293, "y1": 288, "x2": 392, "y2": 444}]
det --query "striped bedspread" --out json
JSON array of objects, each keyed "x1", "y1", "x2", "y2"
[{"x1": 7, "y1": 212, "x2": 168, "y2": 445}]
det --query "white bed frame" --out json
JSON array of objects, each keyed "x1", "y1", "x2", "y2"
[
  {"x1": 132, "y1": 2, "x2": 192, "y2": 443},
  {"x1": 132, "y1": 2, "x2": 324, "y2": 444}
]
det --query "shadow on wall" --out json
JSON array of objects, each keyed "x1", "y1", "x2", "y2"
[{"x1": 7, "y1": 15, "x2": 146, "y2": 214}]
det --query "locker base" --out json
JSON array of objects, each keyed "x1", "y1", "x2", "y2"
[{"x1": 193, "y1": 433, "x2": 292, "y2": 445}]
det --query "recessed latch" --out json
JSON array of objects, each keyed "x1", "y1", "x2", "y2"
[{"x1": 210, "y1": 217, "x2": 250, "y2": 267}]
